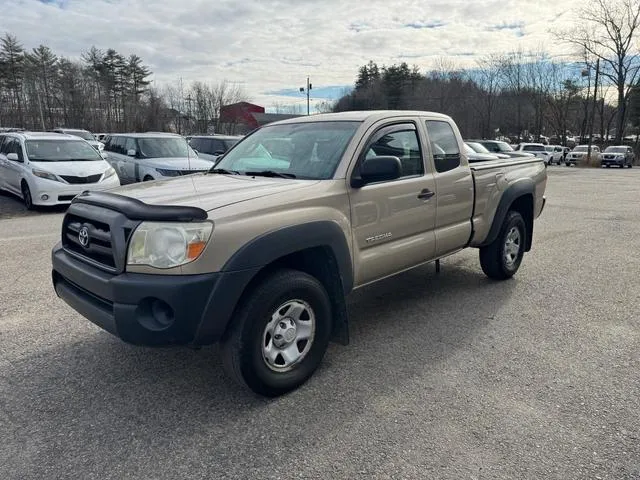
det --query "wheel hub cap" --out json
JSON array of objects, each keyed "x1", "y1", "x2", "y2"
[
  {"x1": 504, "y1": 227, "x2": 521, "y2": 268},
  {"x1": 273, "y1": 318, "x2": 297, "y2": 347},
  {"x1": 262, "y1": 299, "x2": 316, "y2": 372}
]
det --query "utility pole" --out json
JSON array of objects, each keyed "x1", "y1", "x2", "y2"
[
  {"x1": 185, "y1": 94, "x2": 193, "y2": 134},
  {"x1": 587, "y1": 58, "x2": 600, "y2": 161},
  {"x1": 299, "y1": 77, "x2": 312, "y2": 115}
]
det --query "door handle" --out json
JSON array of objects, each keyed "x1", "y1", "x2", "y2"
[{"x1": 417, "y1": 189, "x2": 435, "y2": 200}]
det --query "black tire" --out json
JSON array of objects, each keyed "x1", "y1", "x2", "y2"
[
  {"x1": 479, "y1": 211, "x2": 526, "y2": 280},
  {"x1": 143, "y1": 175, "x2": 154, "y2": 181},
  {"x1": 220, "y1": 269, "x2": 332, "y2": 397},
  {"x1": 21, "y1": 181, "x2": 34, "y2": 210}
]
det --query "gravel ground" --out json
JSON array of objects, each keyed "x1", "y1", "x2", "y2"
[{"x1": 1, "y1": 167, "x2": 639, "y2": 479}]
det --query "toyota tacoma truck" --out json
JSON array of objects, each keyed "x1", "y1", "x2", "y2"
[{"x1": 52, "y1": 111, "x2": 547, "y2": 396}]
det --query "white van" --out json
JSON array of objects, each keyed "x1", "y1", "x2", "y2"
[{"x1": 0, "y1": 132, "x2": 120, "y2": 209}]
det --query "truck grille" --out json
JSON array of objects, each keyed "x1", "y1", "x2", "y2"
[
  {"x1": 60, "y1": 174, "x2": 103, "y2": 184},
  {"x1": 62, "y1": 214, "x2": 116, "y2": 270}
]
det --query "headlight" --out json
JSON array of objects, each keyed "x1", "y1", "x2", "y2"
[
  {"x1": 102, "y1": 167, "x2": 117, "y2": 180},
  {"x1": 127, "y1": 221, "x2": 213, "y2": 269},
  {"x1": 32, "y1": 168, "x2": 60, "y2": 182},
  {"x1": 155, "y1": 168, "x2": 181, "y2": 177}
]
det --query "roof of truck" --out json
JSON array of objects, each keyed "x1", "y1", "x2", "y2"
[{"x1": 270, "y1": 110, "x2": 452, "y2": 125}]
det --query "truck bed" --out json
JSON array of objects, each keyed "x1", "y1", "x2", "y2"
[{"x1": 468, "y1": 157, "x2": 547, "y2": 247}]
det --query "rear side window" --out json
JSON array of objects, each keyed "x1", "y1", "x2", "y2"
[
  {"x1": 426, "y1": 121, "x2": 460, "y2": 173},
  {"x1": 111, "y1": 137, "x2": 125, "y2": 154},
  {"x1": 210, "y1": 139, "x2": 225, "y2": 154}
]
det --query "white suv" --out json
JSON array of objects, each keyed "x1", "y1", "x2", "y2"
[
  {"x1": 52, "y1": 128, "x2": 104, "y2": 152},
  {"x1": 103, "y1": 133, "x2": 212, "y2": 183},
  {"x1": 514, "y1": 143, "x2": 551, "y2": 164},
  {"x1": 0, "y1": 132, "x2": 120, "y2": 209}
]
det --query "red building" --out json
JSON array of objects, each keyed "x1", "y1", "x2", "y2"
[{"x1": 219, "y1": 102, "x2": 301, "y2": 134}]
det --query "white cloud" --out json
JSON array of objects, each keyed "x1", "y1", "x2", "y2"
[{"x1": 4, "y1": 0, "x2": 585, "y2": 105}]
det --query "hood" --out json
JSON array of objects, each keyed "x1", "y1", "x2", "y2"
[
  {"x1": 112, "y1": 173, "x2": 319, "y2": 211},
  {"x1": 30, "y1": 159, "x2": 110, "y2": 176},
  {"x1": 138, "y1": 156, "x2": 213, "y2": 170}
]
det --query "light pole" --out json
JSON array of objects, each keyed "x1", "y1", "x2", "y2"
[
  {"x1": 587, "y1": 58, "x2": 600, "y2": 160},
  {"x1": 299, "y1": 77, "x2": 312, "y2": 115}
]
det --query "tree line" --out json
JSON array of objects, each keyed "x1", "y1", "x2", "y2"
[
  {"x1": 0, "y1": 34, "x2": 248, "y2": 134},
  {"x1": 334, "y1": 0, "x2": 640, "y2": 144}
]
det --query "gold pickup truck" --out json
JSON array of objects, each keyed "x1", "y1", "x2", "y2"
[{"x1": 51, "y1": 111, "x2": 547, "y2": 396}]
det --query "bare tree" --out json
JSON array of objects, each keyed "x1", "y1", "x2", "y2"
[
  {"x1": 472, "y1": 55, "x2": 504, "y2": 138},
  {"x1": 555, "y1": 0, "x2": 640, "y2": 142}
]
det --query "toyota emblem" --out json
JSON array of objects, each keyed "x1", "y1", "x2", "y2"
[{"x1": 78, "y1": 226, "x2": 90, "y2": 247}]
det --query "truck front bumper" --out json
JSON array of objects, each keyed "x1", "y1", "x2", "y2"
[{"x1": 52, "y1": 243, "x2": 258, "y2": 346}]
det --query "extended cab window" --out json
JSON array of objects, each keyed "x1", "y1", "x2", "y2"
[
  {"x1": 426, "y1": 120, "x2": 460, "y2": 173},
  {"x1": 364, "y1": 129, "x2": 423, "y2": 177}
]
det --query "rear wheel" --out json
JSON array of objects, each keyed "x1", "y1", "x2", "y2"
[
  {"x1": 479, "y1": 211, "x2": 526, "y2": 280},
  {"x1": 21, "y1": 181, "x2": 34, "y2": 210},
  {"x1": 143, "y1": 175, "x2": 154, "y2": 181},
  {"x1": 221, "y1": 269, "x2": 332, "y2": 397}
]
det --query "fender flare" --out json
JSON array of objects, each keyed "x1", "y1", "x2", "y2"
[
  {"x1": 222, "y1": 220, "x2": 354, "y2": 294},
  {"x1": 480, "y1": 179, "x2": 535, "y2": 249}
]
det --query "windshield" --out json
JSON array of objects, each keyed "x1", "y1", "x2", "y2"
[
  {"x1": 215, "y1": 121, "x2": 360, "y2": 179},
  {"x1": 466, "y1": 142, "x2": 491, "y2": 154},
  {"x1": 574, "y1": 146, "x2": 588, "y2": 152},
  {"x1": 523, "y1": 144, "x2": 544, "y2": 152},
  {"x1": 545, "y1": 146, "x2": 554, "y2": 152},
  {"x1": 605, "y1": 147, "x2": 627, "y2": 153},
  {"x1": 137, "y1": 137, "x2": 197, "y2": 159},
  {"x1": 26, "y1": 139, "x2": 103, "y2": 161},
  {"x1": 64, "y1": 130, "x2": 95, "y2": 141}
]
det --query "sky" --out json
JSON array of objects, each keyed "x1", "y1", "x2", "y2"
[{"x1": 4, "y1": 0, "x2": 585, "y2": 110}]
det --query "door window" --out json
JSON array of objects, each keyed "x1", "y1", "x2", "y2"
[
  {"x1": 364, "y1": 128, "x2": 423, "y2": 178},
  {"x1": 125, "y1": 137, "x2": 137, "y2": 155},
  {"x1": 425, "y1": 121, "x2": 460, "y2": 173}
]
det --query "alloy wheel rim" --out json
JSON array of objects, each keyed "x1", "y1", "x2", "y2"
[
  {"x1": 504, "y1": 227, "x2": 521, "y2": 268},
  {"x1": 262, "y1": 299, "x2": 316, "y2": 373}
]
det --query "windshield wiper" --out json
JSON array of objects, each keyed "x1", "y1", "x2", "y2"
[
  {"x1": 245, "y1": 170, "x2": 297, "y2": 179},
  {"x1": 208, "y1": 168, "x2": 241, "y2": 175}
]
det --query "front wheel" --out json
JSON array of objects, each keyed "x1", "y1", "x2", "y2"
[
  {"x1": 220, "y1": 269, "x2": 332, "y2": 397},
  {"x1": 21, "y1": 182, "x2": 34, "y2": 210},
  {"x1": 479, "y1": 211, "x2": 526, "y2": 280}
]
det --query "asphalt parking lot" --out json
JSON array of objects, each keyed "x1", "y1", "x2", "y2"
[{"x1": 1, "y1": 167, "x2": 639, "y2": 480}]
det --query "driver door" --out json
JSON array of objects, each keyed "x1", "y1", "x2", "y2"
[{"x1": 349, "y1": 122, "x2": 437, "y2": 286}]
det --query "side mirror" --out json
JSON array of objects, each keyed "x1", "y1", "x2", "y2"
[
  {"x1": 127, "y1": 149, "x2": 136, "y2": 157},
  {"x1": 6, "y1": 153, "x2": 21, "y2": 162},
  {"x1": 351, "y1": 156, "x2": 402, "y2": 188}
]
